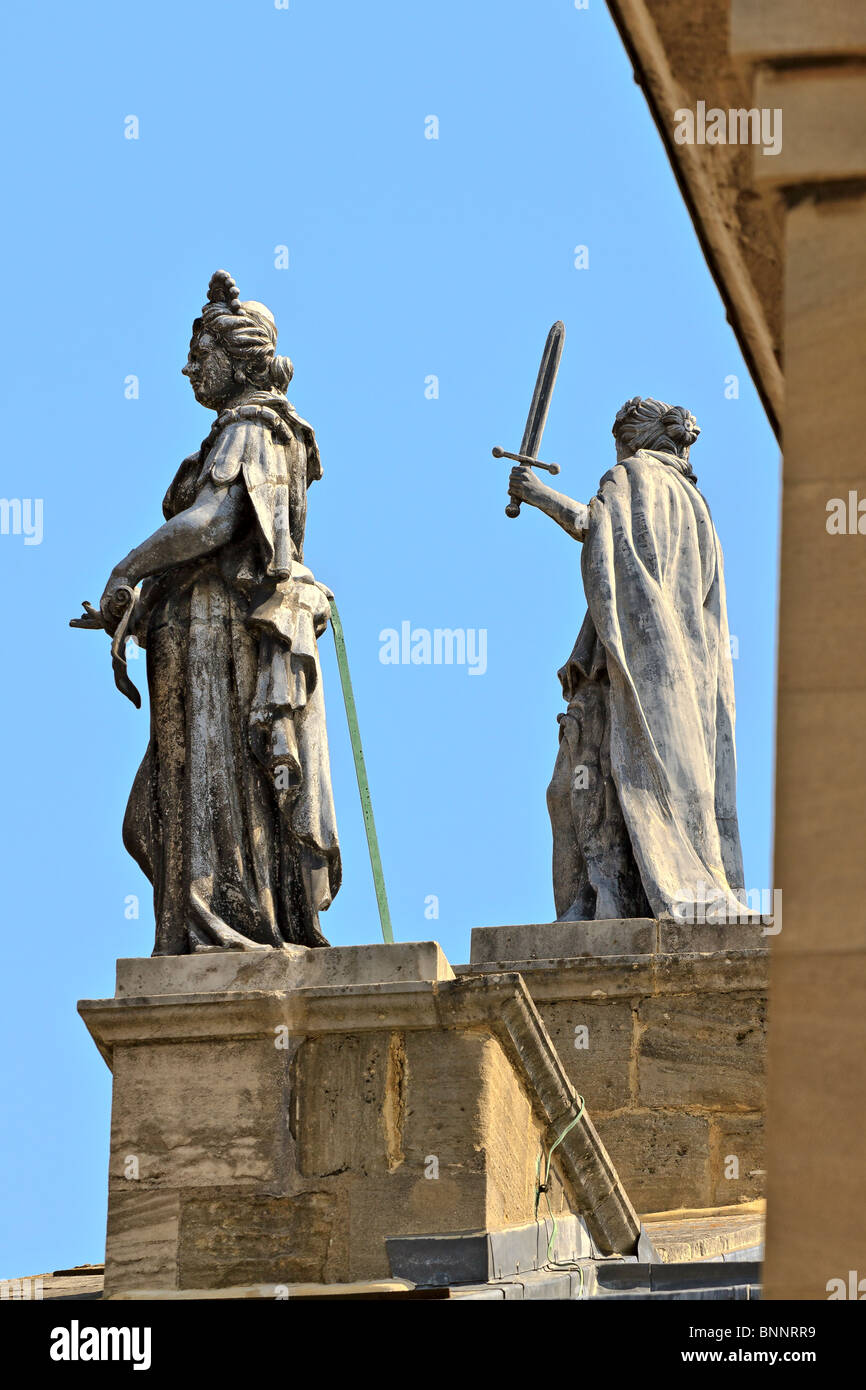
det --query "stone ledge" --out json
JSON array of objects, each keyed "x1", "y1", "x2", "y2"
[
  {"x1": 116, "y1": 942, "x2": 454, "y2": 999},
  {"x1": 104, "y1": 1253, "x2": 764, "y2": 1300},
  {"x1": 468, "y1": 919, "x2": 771, "y2": 967},
  {"x1": 457, "y1": 952, "x2": 769, "y2": 1000},
  {"x1": 106, "y1": 1279, "x2": 425, "y2": 1301},
  {"x1": 645, "y1": 1208, "x2": 765, "y2": 1264}
]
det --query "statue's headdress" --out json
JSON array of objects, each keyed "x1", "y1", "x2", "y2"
[
  {"x1": 613, "y1": 396, "x2": 700, "y2": 480},
  {"x1": 205, "y1": 268, "x2": 243, "y2": 315},
  {"x1": 194, "y1": 270, "x2": 293, "y2": 393}
]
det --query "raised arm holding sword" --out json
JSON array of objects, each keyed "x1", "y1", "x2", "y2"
[{"x1": 492, "y1": 319, "x2": 589, "y2": 541}]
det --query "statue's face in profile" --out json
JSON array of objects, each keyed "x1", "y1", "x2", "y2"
[{"x1": 182, "y1": 330, "x2": 236, "y2": 410}]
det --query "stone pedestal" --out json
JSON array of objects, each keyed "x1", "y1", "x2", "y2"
[
  {"x1": 79, "y1": 942, "x2": 640, "y2": 1297},
  {"x1": 463, "y1": 921, "x2": 769, "y2": 1214}
]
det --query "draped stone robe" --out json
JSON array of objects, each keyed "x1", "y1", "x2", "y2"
[
  {"x1": 547, "y1": 448, "x2": 747, "y2": 923},
  {"x1": 123, "y1": 393, "x2": 341, "y2": 953}
]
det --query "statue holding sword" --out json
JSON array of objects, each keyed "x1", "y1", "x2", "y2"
[{"x1": 494, "y1": 328, "x2": 748, "y2": 924}]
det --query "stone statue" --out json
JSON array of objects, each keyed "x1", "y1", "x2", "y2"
[
  {"x1": 507, "y1": 396, "x2": 747, "y2": 923},
  {"x1": 72, "y1": 271, "x2": 341, "y2": 953}
]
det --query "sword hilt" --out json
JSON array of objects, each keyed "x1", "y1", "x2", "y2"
[{"x1": 492, "y1": 446, "x2": 561, "y2": 519}]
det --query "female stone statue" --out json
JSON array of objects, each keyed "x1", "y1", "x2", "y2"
[
  {"x1": 507, "y1": 396, "x2": 746, "y2": 923},
  {"x1": 96, "y1": 270, "x2": 340, "y2": 953}
]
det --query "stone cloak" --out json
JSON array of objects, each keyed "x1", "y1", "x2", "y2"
[
  {"x1": 557, "y1": 449, "x2": 746, "y2": 920},
  {"x1": 123, "y1": 409, "x2": 340, "y2": 953}
]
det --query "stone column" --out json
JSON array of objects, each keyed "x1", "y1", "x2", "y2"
[{"x1": 730, "y1": 0, "x2": 866, "y2": 1300}]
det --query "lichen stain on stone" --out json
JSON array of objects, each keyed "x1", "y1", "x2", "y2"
[{"x1": 382, "y1": 1031, "x2": 407, "y2": 1172}]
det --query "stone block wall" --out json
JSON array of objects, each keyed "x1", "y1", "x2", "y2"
[{"x1": 465, "y1": 926, "x2": 769, "y2": 1213}]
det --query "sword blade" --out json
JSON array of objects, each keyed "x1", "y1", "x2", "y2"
[{"x1": 519, "y1": 320, "x2": 565, "y2": 460}]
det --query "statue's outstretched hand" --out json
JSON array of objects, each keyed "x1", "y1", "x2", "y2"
[
  {"x1": 69, "y1": 600, "x2": 104, "y2": 630},
  {"x1": 508, "y1": 464, "x2": 550, "y2": 510}
]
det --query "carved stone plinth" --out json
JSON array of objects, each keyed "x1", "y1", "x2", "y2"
[{"x1": 79, "y1": 942, "x2": 640, "y2": 1297}]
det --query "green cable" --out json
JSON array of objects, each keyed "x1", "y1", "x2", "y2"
[
  {"x1": 328, "y1": 598, "x2": 394, "y2": 945},
  {"x1": 535, "y1": 1095, "x2": 586, "y2": 1289}
]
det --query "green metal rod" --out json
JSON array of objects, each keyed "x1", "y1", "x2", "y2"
[{"x1": 328, "y1": 598, "x2": 395, "y2": 944}]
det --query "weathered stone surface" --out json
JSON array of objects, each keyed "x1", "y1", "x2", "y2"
[
  {"x1": 463, "y1": 954, "x2": 657, "y2": 1001},
  {"x1": 294, "y1": 1030, "x2": 405, "y2": 1179},
  {"x1": 479, "y1": 1033, "x2": 552, "y2": 1232},
  {"x1": 398, "y1": 1032, "x2": 489, "y2": 1176},
  {"x1": 464, "y1": 933, "x2": 769, "y2": 998},
  {"x1": 637, "y1": 993, "x2": 766, "y2": 1111},
  {"x1": 470, "y1": 920, "x2": 655, "y2": 964},
  {"x1": 752, "y1": 67, "x2": 866, "y2": 187},
  {"x1": 345, "y1": 1173, "x2": 491, "y2": 1282},
  {"x1": 471, "y1": 918, "x2": 770, "y2": 965},
  {"x1": 652, "y1": 951, "x2": 769, "y2": 996},
  {"x1": 116, "y1": 948, "x2": 307, "y2": 998},
  {"x1": 107, "y1": 1279, "x2": 417, "y2": 1301},
  {"x1": 730, "y1": 0, "x2": 866, "y2": 58},
  {"x1": 104, "y1": 1190, "x2": 179, "y2": 1292},
  {"x1": 178, "y1": 1190, "x2": 339, "y2": 1289},
  {"x1": 657, "y1": 918, "x2": 770, "y2": 954},
  {"x1": 646, "y1": 1205, "x2": 765, "y2": 1263},
  {"x1": 84, "y1": 955, "x2": 642, "y2": 1293},
  {"x1": 711, "y1": 1114, "x2": 765, "y2": 1206},
  {"x1": 537, "y1": 999, "x2": 635, "y2": 1112},
  {"x1": 457, "y1": 939, "x2": 768, "y2": 1211},
  {"x1": 597, "y1": 1112, "x2": 711, "y2": 1214},
  {"x1": 109, "y1": 1038, "x2": 291, "y2": 1189},
  {"x1": 116, "y1": 942, "x2": 453, "y2": 999},
  {"x1": 293, "y1": 1025, "x2": 570, "y2": 1246}
]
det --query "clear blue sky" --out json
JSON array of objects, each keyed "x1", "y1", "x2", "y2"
[{"x1": 0, "y1": 0, "x2": 779, "y2": 1276}]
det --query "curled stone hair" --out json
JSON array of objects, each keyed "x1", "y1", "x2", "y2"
[
  {"x1": 612, "y1": 396, "x2": 701, "y2": 460},
  {"x1": 195, "y1": 269, "x2": 294, "y2": 394}
]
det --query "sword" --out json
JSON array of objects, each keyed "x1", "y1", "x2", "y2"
[{"x1": 492, "y1": 320, "x2": 565, "y2": 518}]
